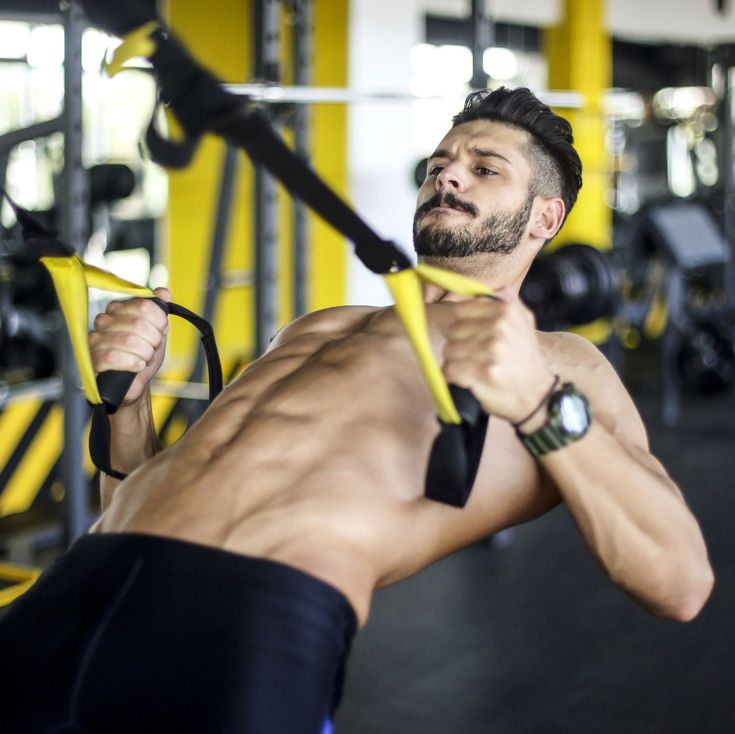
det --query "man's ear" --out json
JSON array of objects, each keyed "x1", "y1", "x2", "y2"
[{"x1": 531, "y1": 197, "x2": 565, "y2": 241}]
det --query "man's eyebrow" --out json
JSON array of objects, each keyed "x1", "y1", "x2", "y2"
[
  {"x1": 428, "y1": 148, "x2": 450, "y2": 161},
  {"x1": 471, "y1": 148, "x2": 512, "y2": 164},
  {"x1": 428, "y1": 147, "x2": 512, "y2": 165}
]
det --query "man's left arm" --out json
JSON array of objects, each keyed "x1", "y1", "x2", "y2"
[{"x1": 443, "y1": 296, "x2": 714, "y2": 622}]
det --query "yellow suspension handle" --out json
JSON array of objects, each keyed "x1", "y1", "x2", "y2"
[
  {"x1": 384, "y1": 264, "x2": 494, "y2": 424},
  {"x1": 40, "y1": 255, "x2": 155, "y2": 406},
  {"x1": 102, "y1": 20, "x2": 160, "y2": 76},
  {"x1": 384, "y1": 264, "x2": 496, "y2": 508}
]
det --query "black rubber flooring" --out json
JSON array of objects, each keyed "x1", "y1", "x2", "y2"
[{"x1": 335, "y1": 386, "x2": 735, "y2": 734}]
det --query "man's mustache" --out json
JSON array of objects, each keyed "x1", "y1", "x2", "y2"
[{"x1": 415, "y1": 192, "x2": 478, "y2": 220}]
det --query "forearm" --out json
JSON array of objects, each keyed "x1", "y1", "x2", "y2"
[
  {"x1": 441, "y1": 298, "x2": 713, "y2": 619},
  {"x1": 99, "y1": 389, "x2": 160, "y2": 511},
  {"x1": 539, "y1": 423, "x2": 713, "y2": 621}
]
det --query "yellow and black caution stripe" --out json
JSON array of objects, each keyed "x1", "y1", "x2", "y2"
[
  {"x1": 0, "y1": 378, "x2": 208, "y2": 522},
  {"x1": 0, "y1": 393, "x2": 64, "y2": 606},
  {"x1": 0, "y1": 398, "x2": 64, "y2": 519},
  {"x1": 0, "y1": 372, "x2": 210, "y2": 606}
]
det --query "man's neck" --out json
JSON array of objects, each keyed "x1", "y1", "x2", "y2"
[{"x1": 419, "y1": 251, "x2": 532, "y2": 302}]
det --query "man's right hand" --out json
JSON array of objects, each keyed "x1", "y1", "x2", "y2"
[{"x1": 89, "y1": 287, "x2": 171, "y2": 407}]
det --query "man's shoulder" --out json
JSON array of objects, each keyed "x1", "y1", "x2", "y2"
[
  {"x1": 269, "y1": 305, "x2": 383, "y2": 349},
  {"x1": 288, "y1": 304, "x2": 383, "y2": 330},
  {"x1": 537, "y1": 329, "x2": 605, "y2": 368},
  {"x1": 537, "y1": 329, "x2": 621, "y2": 396},
  {"x1": 538, "y1": 330, "x2": 648, "y2": 443}
]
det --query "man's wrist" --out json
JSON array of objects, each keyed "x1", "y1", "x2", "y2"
[
  {"x1": 109, "y1": 408, "x2": 153, "y2": 440},
  {"x1": 512, "y1": 374, "x2": 559, "y2": 434},
  {"x1": 515, "y1": 403, "x2": 550, "y2": 434},
  {"x1": 109, "y1": 389, "x2": 160, "y2": 461},
  {"x1": 517, "y1": 382, "x2": 592, "y2": 459}
]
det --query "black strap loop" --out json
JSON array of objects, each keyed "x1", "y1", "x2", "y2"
[
  {"x1": 144, "y1": 113, "x2": 200, "y2": 170},
  {"x1": 424, "y1": 386, "x2": 489, "y2": 508},
  {"x1": 89, "y1": 404, "x2": 127, "y2": 481},
  {"x1": 166, "y1": 301, "x2": 223, "y2": 400},
  {"x1": 0, "y1": 188, "x2": 72, "y2": 257}
]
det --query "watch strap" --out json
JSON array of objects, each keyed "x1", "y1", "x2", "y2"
[{"x1": 520, "y1": 423, "x2": 574, "y2": 458}]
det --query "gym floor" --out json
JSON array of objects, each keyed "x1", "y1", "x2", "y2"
[{"x1": 336, "y1": 378, "x2": 735, "y2": 733}]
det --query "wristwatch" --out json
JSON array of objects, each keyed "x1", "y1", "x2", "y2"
[{"x1": 518, "y1": 382, "x2": 591, "y2": 458}]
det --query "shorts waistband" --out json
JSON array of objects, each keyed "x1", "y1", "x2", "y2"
[{"x1": 71, "y1": 532, "x2": 358, "y2": 636}]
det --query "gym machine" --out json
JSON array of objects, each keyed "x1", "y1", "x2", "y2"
[{"x1": 626, "y1": 200, "x2": 733, "y2": 425}]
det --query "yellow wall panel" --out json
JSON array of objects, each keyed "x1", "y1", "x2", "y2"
[
  {"x1": 0, "y1": 400, "x2": 40, "y2": 471},
  {"x1": 546, "y1": 0, "x2": 612, "y2": 250},
  {"x1": 310, "y1": 0, "x2": 349, "y2": 310},
  {"x1": 0, "y1": 405, "x2": 62, "y2": 517},
  {"x1": 165, "y1": 0, "x2": 252, "y2": 367},
  {"x1": 164, "y1": 0, "x2": 350, "y2": 366}
]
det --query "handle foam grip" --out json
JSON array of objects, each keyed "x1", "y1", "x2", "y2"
[
  {"x1": 424, "y1": 385, "x2": 490, "y2": 509},
  {"x1": 449, "y1": 384, "x2": 484, "y2": 426},
  {"x1": 96, "y1": 370, "x2": 137, "y2": 414}
]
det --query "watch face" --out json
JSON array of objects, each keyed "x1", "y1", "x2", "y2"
[
  {"x1": 519, "y1": 383, "x2": 591, "y2": 458},
  {"x1": 557, "y1": 392, "x2": 590, "y2": 437}
]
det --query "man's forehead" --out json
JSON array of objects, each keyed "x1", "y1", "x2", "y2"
[{"x1": 431, "y1": 119, "x2": 529, "y2": 160}]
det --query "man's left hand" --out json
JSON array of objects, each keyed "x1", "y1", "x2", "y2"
[{"x1": 442, "y1": 291, "x2": 557, "y2": 424}]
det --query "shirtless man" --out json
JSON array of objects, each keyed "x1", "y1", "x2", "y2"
[{"x1": 0, "y1": 87, "x2": 713, "y2": 734}]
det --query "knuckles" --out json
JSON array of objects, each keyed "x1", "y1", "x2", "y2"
[
  {"x1": 93, "y1": 313, "x2": 109, "y2": 329},
  {"x1": 443, "y1": 298, "x2": 546, "y2": 403},
  {"x1": 93, "y1": 349, "x2": 128, "y2": 370},
  {"x1": 122, "y1": 332, "x2": 139, "y2": 349},
  {"x1": 139, "y1": 298, "x2": 165, "y2": 323},
  {"x1": 93, "y1": 299, "x2": 168, "y2": 339},
  {"x1": 104, "y1": 297, "x2": 167, "y2": 327},
  {"x1": 130, "y1": 315, "x2": 146, "y2": 332}
]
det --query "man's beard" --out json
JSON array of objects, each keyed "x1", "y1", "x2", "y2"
[{"x1": 412, "y1": 191, "x2": 534, "y2": 258}]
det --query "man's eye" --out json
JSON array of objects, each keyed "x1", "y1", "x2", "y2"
[
  {"x1": 429, "y1": 166, "x2": 443, "y2": 176},
  {"x1": 476, "y1": 167, "x2": 495, "y2": 176}
]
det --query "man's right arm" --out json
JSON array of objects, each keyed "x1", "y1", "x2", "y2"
[
  {"x1": 89, "y1": 288, "x2": 171, "y2": 511},
  {"x1": 442, "y1": 296, "x2": 713, "y2": 621}
]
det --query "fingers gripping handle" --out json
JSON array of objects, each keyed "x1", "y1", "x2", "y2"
[
  {"x1": 95, "y1": 297, "x2": 169, "y2": 414},
  {"x1": 424, "y1": 385, "x2": 489, "y2": 508},
  {"x1": 90, "y1": 297, "x2": 223, "y2": 480}
]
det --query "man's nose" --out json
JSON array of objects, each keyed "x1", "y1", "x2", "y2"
[{"x1": 435, "y1": 162, "x2": 466, "y2": 193}]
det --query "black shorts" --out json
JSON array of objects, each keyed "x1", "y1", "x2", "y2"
[{"x1": 0, "y1": 533, "x2": 357, "y2": 734}]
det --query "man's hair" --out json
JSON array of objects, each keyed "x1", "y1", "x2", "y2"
[{"x1": 452, "y1": 87, "x2": 582, "y2": 222}]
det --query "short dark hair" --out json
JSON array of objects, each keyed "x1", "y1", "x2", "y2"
[{"x1": 452, "y1": 87, "x2": 582, "y2": 223}]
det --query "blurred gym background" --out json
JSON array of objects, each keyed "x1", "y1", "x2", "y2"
[{"x1": 0, "y1": 1, "x2": 734, "y2": 731}]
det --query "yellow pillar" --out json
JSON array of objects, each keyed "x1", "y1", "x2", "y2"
[
  {"x1": 276, "y1": 0, "x2": 350, "y2": 317},
  {"x1": 309, "y1": 0, "x2": 349, "y2": 311},
  {"x1": 163, "y1": 0, "x2": 349, "y2": 373},
  {"x1": 165, "y1": 0, "x2": 252, "y2": 372},
  {"x1": 545, "y1": 0, "x2": 611, "y2": 251}
]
